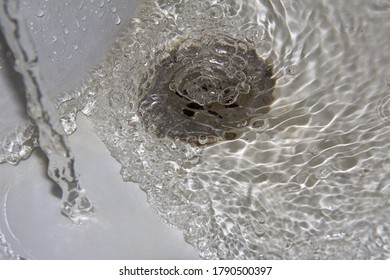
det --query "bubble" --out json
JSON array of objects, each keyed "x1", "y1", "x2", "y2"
[
  {"x1": 60, "y1": 114, "x2": 77, "y2": 135},
  {"x1": 219, "y1": 87, "x2": 237, "y2": 105},
  {"x1": 316, "y1": 167, "x2": 331, "y2": 180},
  {"x1": 237, "y1": 42, "x2": 248, "y2": 53},
  {"x1": 208, "y1": 5, "x2": 224, "y2": 19},
  {"x1": 0, "y1": 122, "x2": 38, "y2": 165},
  {"x1": 168, "y1": 82, "x2": 176, "y2": 91},
  {"x1": 230, "y1": 55, "x2": 247, "y2": 70},
  {"x1": 212, "y1": 36, "x2": 238, "y2": 55},
  {"x1": 198, "y1": 135, "x2": 208, "y2": 145},
  {"x1": 235, "y1": 83, "x2": 250, "y2": 95},
  {"x1": 108, "y1": 91, "x2": 128, "y2": 108},
  {"x1": 252, "y1": 119, "x2": 265, "y2": 129},
  {"x1": 285, "y1": 65, "x2": 299, "y2": 76},
  {"x1": 50, "y1": 35, "x2": 57, "y2": 44},
  {"x1": 309, "y1": 144, "x2": 320, "y2": 156},
  {"x1": 245, "y1": 28, "x2": 264, "y2": 42},
  {"x1": 223, "y1": 132, "x2": 237, "y2": 140}
]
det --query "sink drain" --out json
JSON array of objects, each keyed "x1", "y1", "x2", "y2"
[{"x1": 139, "y1": 35, "x2": 275, "y2": 145}]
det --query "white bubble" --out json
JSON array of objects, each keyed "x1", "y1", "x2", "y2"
[{"x1": 198, "y1": 135, "x2": 208, "y2": 145}]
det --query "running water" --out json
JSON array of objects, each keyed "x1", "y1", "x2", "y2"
[
  {"x1": 2, "y1": 0, "x2": 390, "y2": 259},
  {"x1": 0, "y1": 1, "x2": 94, "y2": 223}
]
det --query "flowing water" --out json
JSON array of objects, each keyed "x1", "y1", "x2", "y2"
[
  {"x1": 1, "y1": 0, "x2": 390, "y2": 259},
  {"x1": 0, "y1": 0, "x2": 95, "y2": 224}
]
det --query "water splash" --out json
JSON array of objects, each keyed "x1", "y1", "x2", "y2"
[{"x1": 0, "y1": 121, "x2": 38, "y2": 165}]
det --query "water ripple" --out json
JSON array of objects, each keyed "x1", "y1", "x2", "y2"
[{"x1": 58, "y1": 0, "x2": 390, "y2": 259}]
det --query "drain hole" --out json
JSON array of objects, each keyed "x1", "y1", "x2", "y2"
[{"x1": 139, "y1": 34, "x2": 276, "y2": 145}]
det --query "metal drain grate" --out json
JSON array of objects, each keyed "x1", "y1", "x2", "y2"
[{"x1": 139, "y1": 35, "x2": 275, "y2": 145}]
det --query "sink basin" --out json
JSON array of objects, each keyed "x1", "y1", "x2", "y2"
[{"x1": 1, "y1": 0, "x2": 390, "y2": 260}]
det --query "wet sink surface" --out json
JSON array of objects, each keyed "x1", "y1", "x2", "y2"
[{"x1": 1, "y1": 0, "x2": 390, "y2": 260}]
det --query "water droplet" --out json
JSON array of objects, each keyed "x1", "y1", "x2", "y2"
[
  {"x1": 110, "y1": 6, "x2": 117, "y2": 13},
  {"x1": 35, "y1": 8, "x2": 45, "y2": 18},
  {"x1": 98, "y1": 0, "x2": 105, "y2": 8},
  {"x1": 78, "y1": 2, "x2": 84, "y2": 10},
  {"x1": 113, "y1": 14, "x2": 121, "y2": 25},
  {"x1": 50, "y1": 35, "x2": 57, "y2": 44},
  {"x1": 74, "y1": 19, "x2": 80, "y2": 29},
  {"x1": 63, "y1": 27, "x2": 69, "y2": 35}
]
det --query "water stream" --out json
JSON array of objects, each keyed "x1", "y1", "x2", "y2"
[
  {"x1": 0, "y1": 1, "x2": 95, "y2": 224},
  {"x1": 1, "y1": 0, "x2": 390, "y2": 259}
]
